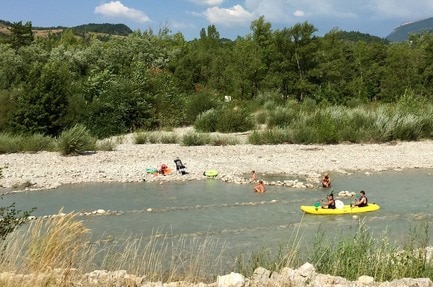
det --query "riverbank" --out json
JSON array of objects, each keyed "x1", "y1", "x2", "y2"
[{"x1": 1, "y1": 133, "x2": 433, "y2": 191}]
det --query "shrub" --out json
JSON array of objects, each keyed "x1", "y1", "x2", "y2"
[
  {"x1": 267, "y1": 106, "x2": 296, "y2": 128},
  {"x1": 56, "y1": 124, "x2": 96, "y2": 156},
  {"x1": 134, "y1": 132, "x2": 148, "y2": 144},
  {"x1": 216, "y1": 106, "x2": 254, "y2": 133},
  {"x1": 194, "y1": 109, "x2": 218, "y2": 132},
  {"x1": 160, "y1": 133, "x2": 178, "y2": 144},
  {"x1": 181, "y1": 132, "x2": 211, "y2": 146},
  {"x1": 96, "y1": 139, "x2": 117, "y2": 151},
  {"x1": 21, "y1": 133, "x2": 56, "y2": 152},
  {"x1": 209, "y1": 135, "x2": 240, "y2": 146},
  {"x1": 185, "y1": 90, "x2": 218, "y2": 123},
  {"x1": 0, "y1": 199, "x2": 35, "y2": 241}
]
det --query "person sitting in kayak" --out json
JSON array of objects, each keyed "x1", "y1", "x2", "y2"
[
  {"x1": 254, "y1": 180, "x2": 265, "y2": 193},
  {"x1": 322, "y1": 193, "x2": 336, "y2": 209},
  {"x1": 354, "y1": 190, "x2": 368, "y2": 207},
  {"x1": 321, "y1": 173, "x2": 331, "y2": 188}
]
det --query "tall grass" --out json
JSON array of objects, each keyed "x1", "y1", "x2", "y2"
[
  {"x1": 249, "y1": 99, "x2": 433, "y2": 144},
  {"x1": 0, "y1": 213, "x2": 228, "y2": 286},
  {"x1": 0, "y1": 214, "x2": 431, "y2": 286},
  {"x1": 309, "y1": 218, "x2": 433, "y2": 281},
  {"x1": 0, "y1": 133, "x2": 55, "y2": 154},
  {"x1": 56, "y1": 124, "x2": 96, "y2": 155}
]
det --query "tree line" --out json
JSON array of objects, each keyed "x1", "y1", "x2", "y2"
[{"x1": 0, "y1": 18, "x2": 433, "y2": 138}]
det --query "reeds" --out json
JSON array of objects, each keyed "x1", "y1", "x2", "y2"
[
  {"x1": 249, "y1": 99, "x2": 433, "y2": 144},
  {"x1": 308, "y1": 217, "x2": 433, "y2": 281},
  {"x1": 0, "y1": 212, "x2": 228, "y2": 286}
]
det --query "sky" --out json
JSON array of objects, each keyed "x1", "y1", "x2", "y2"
[{"x1": 1, "y1": 0, "x2": 433, "y2": 40}]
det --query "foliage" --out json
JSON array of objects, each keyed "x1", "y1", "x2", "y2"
[
  {"x1": 0, "y1": 133, "x2": 55, "y2": 154},
  {"x1": 215, "y1": 105, "x2": 255, "y2": 133},
  {"x1": 181, "y1": 132, "x2": 211, "y2": 146},
  {"x1": 1, "y1": 17, "x2": 433, "y2": 143},
  {"x1": 309, "y1": 218, "x2": 433, "y2": 281},
  {"x1": 0, "y1": 213, "x2": 227, "y2": 283},
  {"x1": 0, "y1": 199, "x2": 35, "y2": 241},
  {"x1": 134, "y1": 132, "x2": 148, "y2": 144},
  {"x1": 56, "y1": 124, "x2": 96, "y2": 156},
  {"x1": 71, "y1": 23, "x2": 133, "y2": 36},
  {"x1": 96, "y1": 139, "x2": 117, "y2": 151},
  {"x1": 194, "y1": 108, "x2": 218, "y2": 132},
  {"x1": 6, "y1": 21, "x2": 34, "y2": 50}
]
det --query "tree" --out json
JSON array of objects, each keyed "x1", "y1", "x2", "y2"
[
  {"x1": 7, "y1": 21, "x2": 34, "y2": 50},
  {"x1": 11, "y1": 60, "x2": 71, "y2": 136}
]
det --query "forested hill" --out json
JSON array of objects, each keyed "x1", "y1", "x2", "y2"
[{"x1": 0, "y1": 20, "x2": 133, "y2": 37}]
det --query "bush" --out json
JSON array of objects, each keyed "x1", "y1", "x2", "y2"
[
  {"x1": 0, "y1": 199, "x2": 35, "y2": 241},
  {"x1": 21, "y1": 133, "x2": 56, "y2": 152},
  {"x1": 194, "y1": 109, "x2": 218, "y2": 132},
  {"x1": 181, "y1": 132, "x2": 211, "y2": 146},
  {"x1": 57, "y1": 124, "x2": 96, "y2": 156},
  {"x1": 134, "y1": 132, "x2": 148, "y2": 144},
  {"x1": 216, "y1": 106, "x2": 254, "y2": 133},
  {"x1": 185, "y1": 90, "x2": 218, "y2": 124},
  {"x1": 160, "y1": 133, "x2": 178, "y2": 144},
  {"x1": 0, "y1": 133, "x2": 55, "y2": 154},
  {"x1": 96, "y1": 139, "x2": 117, "y2": 151}
]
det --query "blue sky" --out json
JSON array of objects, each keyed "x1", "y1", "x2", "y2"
[{"x1": 1, "y1": 0, "x2": 433, "y2": 40}]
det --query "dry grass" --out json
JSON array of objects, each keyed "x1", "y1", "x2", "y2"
[{"x1": 0, "y1": 212, "x2": 228, "y2": 286}]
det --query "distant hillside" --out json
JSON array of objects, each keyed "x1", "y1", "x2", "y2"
[
  {"x1": 386, "y1": 17, "x2": 433, "y2": 42},
  {"x1": 0, "y1": 20, "x2": 133, "y2": 38},
  {"x1": 337, "y1": 31, "x2": 388, "y2": 43}
]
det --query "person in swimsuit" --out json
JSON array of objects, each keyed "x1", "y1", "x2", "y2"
[
  {"x1": 322, "y1": 193, "x2": 336, "y2": 209},
  {"x1": 354, "y1": 190, "x2": 368, "y2": 207},
  {"x1": 321, "y1": 173, "x2": 331, "y2": 188},
  {"x1": 254, "y1": 180, "x2": 265, "y2": 193},
  {"x1": 251, "y1": 170, "x2": 257, "y2": 182}
]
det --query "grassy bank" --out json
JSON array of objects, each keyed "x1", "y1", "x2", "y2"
[
  {"x1": 0, "y1": 213, "x2": 431, "y2": 286},
  {"x1": 1, "y1": 95, "x2": 433, "y2": 154}
]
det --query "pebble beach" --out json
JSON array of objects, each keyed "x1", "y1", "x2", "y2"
[{"x1": 1, "y1": 129, "x2": 433, "y2": 191}]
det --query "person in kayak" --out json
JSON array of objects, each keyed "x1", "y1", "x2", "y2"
[
  {"x1": 354, "y1": 190, "x2": 368, "y2": 207},
  {"x1": 322, "y1": 193, "x2": 336, "y2": 209}
]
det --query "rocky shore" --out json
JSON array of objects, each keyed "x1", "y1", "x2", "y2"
[
  {"x1": 1, "y1": 134, "x2": 433, "y2": 191},
  {"x1": 1, "y1": 134, "x2": 433, "y2": 286},
  {"x1": 1, "y1": 263, "x2": 432, "y2": 287}
]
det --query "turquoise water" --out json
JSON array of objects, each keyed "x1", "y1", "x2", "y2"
[{"x1": 1, "y1": 169, "x2": 432, "y2": 264}]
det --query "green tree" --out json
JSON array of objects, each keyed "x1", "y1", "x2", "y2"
[
  {"x1": 11, "y1": 61, "x2": 71, "y2": 136},
  {"x1": 7, "y1": 21, "x2": 34, "y2": 50}
]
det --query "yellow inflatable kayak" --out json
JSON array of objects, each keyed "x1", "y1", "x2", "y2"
[{"x1": 300, "y1": 203, "x2": 380, "y2": 215}]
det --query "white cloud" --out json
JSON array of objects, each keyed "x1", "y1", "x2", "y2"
[
  {"x1": 94, "y1": 1, "x2": 151, "y2": 23},
  {"x1": 189, "y1": 0, "x2": 224, "y2": 6},
  {"x1": 293, "y1": 10, "x2": 305, "y2": 17},
  {"x1": 203, "y1": 4, "x2": 254, "y2": 26}
]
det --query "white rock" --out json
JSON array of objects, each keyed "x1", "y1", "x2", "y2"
[{"x1": 217, "y1": 272, "x2": 245, "y2": 287}]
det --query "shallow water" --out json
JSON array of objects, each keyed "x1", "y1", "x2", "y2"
[{"x1": 2, "y1": 169, "x2": 432, "y2": 263}]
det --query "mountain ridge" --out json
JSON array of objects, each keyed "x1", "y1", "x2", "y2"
[{"x1": 386, "y1": 17, "x2": 433, "y2": 42}]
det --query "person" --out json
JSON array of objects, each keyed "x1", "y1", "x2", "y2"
[
  {"x1": 321, "y1": 173, "x2": 331, "y2": 188},
  {"x1": 322, "y1": 193, "x2": 336, "y2": 209},
  {"x1": 158, "y1": 163, "x2": 168, "y2": 176},
  {"x1": 254, "y1": 180, "x2": 265, "y2": 193},
  {"x1": 251, "y1": 170, "x2": 257, "y2": 182},
  {"x1": 353, "y1": 190, "x2": 368, "y2": 207}
]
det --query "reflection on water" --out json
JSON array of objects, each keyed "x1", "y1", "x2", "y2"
[{"x1": 2, "y1": 169, "x2": 432, "y2": 260}]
